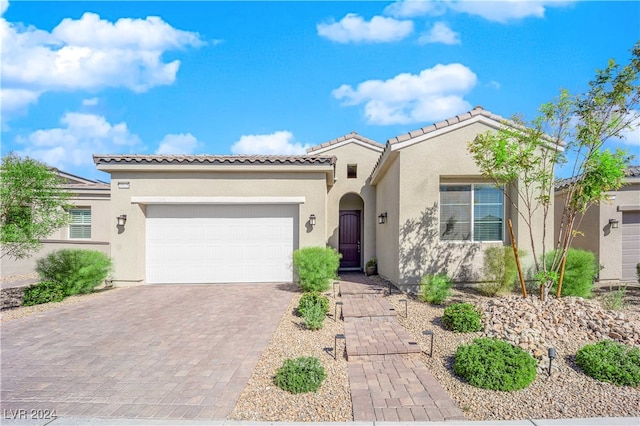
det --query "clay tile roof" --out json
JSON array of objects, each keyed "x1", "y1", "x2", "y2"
[
  {"x1": 555, "y1": 165, "x2": 640, "y2": 191},
  {"x1": 93, "y1": 154, "x2": 336, "y2": 166},
  {"x1": 387, "y1": 106, "x2": 506, "y2": 145},
  {"x1": 306, "y1": 131, "x2": 383, "y2": 153}
]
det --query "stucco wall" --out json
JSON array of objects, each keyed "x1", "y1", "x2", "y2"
[
  {"x1": 374, "y1": 155, "x2": 401, "y2": 285},
  {"x1": 321, "y1": 143, "x2": 381, "y2": 269},
  {"x1": 106, "y1": 170, "x2": 329, "y2": 284}
]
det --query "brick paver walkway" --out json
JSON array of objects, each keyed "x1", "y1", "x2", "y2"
[
  {"x1": 338, "y1": 273, "x2": 466, "y2": 422},
  {"x1": 1, "y1": 284, "x2": 293, "y2": 420}
]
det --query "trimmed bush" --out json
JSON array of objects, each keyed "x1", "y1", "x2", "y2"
[
  {"x1": 22, "y1": 281, "x2": 65, "y2": 306},
  {"x1": 443, "y1": 303, "x2": 483, "y2": 333},
  {"x1": 454, "y1": 337, "x2": 537, "y2": 391},
  {"x1": 274, "y1": 356, "x2": 326, "y2": 394},
  {"x1": 545, "y1": 248, "x2": 598, "y2": 298},
  {"x1": 576, "y1": 340, "x2": 640, "y2": 386},
  {"x1": 301, "y1": 301, "x2": 326, "y2": 330},
  {"x1": 297, "y1": 292, "x2": 329, "y2": 317},
  {"x1": 36, "y1": 249, "x2": 113, "y2": 296},
  {"x1": 293, "y1": 247, "x2": 341, "y2": 292},
  {"x1": 480, "y1": 246, "x2": 522, "y2": 296},
  {"x1": 419, "y1": 273, "x2": 452, "y2": 305}
]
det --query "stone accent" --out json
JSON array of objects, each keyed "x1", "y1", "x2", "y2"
[{"x1": 1, "y1": 287, "x2": 25, "y2": 310}]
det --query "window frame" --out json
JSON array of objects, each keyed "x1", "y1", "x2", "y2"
[
  {"x1": 439, "y1": 183, "x2": 505, "y2": 243},
  {"x1": 69, "y1": 208, "x2": 92, "y2": 240},
  {"x1": 347, "y1": 164, "x2": 357, "y2": 179}
]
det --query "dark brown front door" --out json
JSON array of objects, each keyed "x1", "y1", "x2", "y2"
[{"x1": 339, "y1": 210, "x2": 361, "y2": 269}]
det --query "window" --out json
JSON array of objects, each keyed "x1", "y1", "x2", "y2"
[
  {"x1": 69, "y1": 208, "x2": 91, "y2": 239},
  {"x1": 347, "y1": 164, "x2": 357, "y2": 179},
  {"x1": 440, "y1": 184, "x2": 503, "y2": 242}
]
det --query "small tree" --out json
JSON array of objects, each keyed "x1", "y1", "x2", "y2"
[
  {"x1": 468, "y1": 43, "x2": 639, "y2": 300},
  {"x1": 1, "y1": 154, "x2": 72, "y2": 259}
]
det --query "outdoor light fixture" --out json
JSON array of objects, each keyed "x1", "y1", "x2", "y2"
[
  {"x1": 609, "y1": 218, "x2": 619, "y2": 229},
  {"x1": 334, "y1": 334, "x2": 345, "y2": 360},
  {"x1": 335, "y1": 301, "x2": 343, "y2": 322},
  {"x1": 423, "y1": 330, "x2": 434, "y2": 357},
  {"x1": 309, "y1": 214, "x2": 316, "y2": 226},
  {"x1": 378, "y1": 212, "x2": 387, "y2": 224},
  {"x1": 399, "y1": 299, "x2": 408, "y2": 318},
  {"x1": 548, "y1": 347, "x2": 557, "y2": 376},
  {"x1": 116, "y1": 214, "x2": 127, "y2": 227}
]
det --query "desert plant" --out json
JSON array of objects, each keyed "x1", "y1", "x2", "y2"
[
  {"x1": 36, "y1": 249, "x2": 113, "y2": 296},
  {"x1": 297, "y1": 292, "x2": 329, "y2": 317},
  {"x1": 454, "y1": 337, "x2": 537, "y2": 391},
  {"x1": 419, "y1": 273, "x2": 452, "y2": 305},
  {"x1": 443, "y1": 303, "x2": 483, "y2": 333},
  {"x1": 274, "y1": 356, "x2": 326, "y2": 394},
  {"x1": 576, "y1": 340, "x2": 640, "y2": 386},
  {"x1": 480, "y1": 246, "x2": 522, "y2": 296},
  {"x1": 366, "y1": 257, "x2": 377, "y2": 267},
  {"x1": 301, "y1": 300, "x2": 326, "y2": 330},
  {"x1": 22, "y1": 281, "x2": 65, "y2": 306},
  {"x1": 600, "y1": 286, "x2": 628, "y2": 311},
  {"x1": 636, "y1": 263, "x2": 640, "y2": 283},
  {"x1": 545, "y1": 248, "x2": 598, "y2": 298},
  {"x1": 292, "y1": 247, "x2": 341, "y2": 292}
]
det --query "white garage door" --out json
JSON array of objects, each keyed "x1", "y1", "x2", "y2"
[
  {"x1": 146, "y1": 204, "x2": 298, "y2": 284},
  {"x1": 621, "y1": 211, "x2": 640, "y2": 283}
]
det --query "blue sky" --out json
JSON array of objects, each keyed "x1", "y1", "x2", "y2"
[{"x1": 1, "y1": 0, "x2": 639, "y2": 180}]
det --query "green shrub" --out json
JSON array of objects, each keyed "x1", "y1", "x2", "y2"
[
  {"x1": 36, "y1": 249, "x2": 113, "y2": 296},
  {"x1": 297, "y1": 292, "x2": 329, "y2": 317},
  {"x1": 545, "y1": 248, "x2": 598, "y2": 298},
  {"x1": 454, "y1": 337, "x2": 537, "y2": 391},
  {"x1": 301, "y1": 301, "x2": 326, "y2": 330},
  {"x1": 419, "y1": 273, "x2": 452, "y2": 305},
  {"x1": 636, "y1": 263, "x2": 640, "y2": 283},
  {"x1": 274, "y1": 356, "x2": 326, "y2": 393},
  {"x1": 480, "y1": 246, "x2": 522, "y2": 296},
  {"x1": 575, "y1": 340, "x2": 640, "y2": 386},
  {"x1": 293, "y1": 247, "x2": 341, "y2": 292},
  {"x1": 443, "y1": 303, "x2": 483, "y2": 333},
  {"x1": 600, "y1": 286, "x2": 628, "y2": 311},
  {"x1": 22, "y1": 281, "x2": 65, "y2": 306}
]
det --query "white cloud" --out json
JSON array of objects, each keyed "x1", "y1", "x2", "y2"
[
  {"x1": 82, "y1": 97, "x2": 99, "y2": 106},
  {"x1": 156, "y1": 133, "x2": 200, "y2": 154},
  {"x1": 1, "y1": 0, "x2": 8, "y2": 17},
  {"x1": 0, "y1": 12, "x2": 203, "y2": 117},
  {"x1": 16, "y1": 113, "x2": 141, "y2": 171},
  {"x1": 317, "y1": 13, "x2": 413, "y2": 43},
  {"x1": 486, "y1": 80, "x2": 501, "y2": 90},
  {"x1": 418, "y1": 22, "x2": 460, "y2": 45},
  {"x1": 449, "y1": 1, "x2": 572, "y2": 23},
  {"x1": 230, "y1": 131, "x2": 310, "y2": 155},
  {"x1": 332, "y1": 63, "x2": 477, "y2": 125},
  {"x1": 384, "y1": 0, "x2": 447, "y2": 18}
]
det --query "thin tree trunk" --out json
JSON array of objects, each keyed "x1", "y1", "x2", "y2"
[
  {"x1": 557, "y1": 254, "x2": 567, "y2": 298},
  {"x1": 508, "y1": 219, "x2": 527, "y2": 298}
]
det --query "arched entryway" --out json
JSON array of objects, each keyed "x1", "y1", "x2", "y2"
[{"x1": 339, "y1": 193, "x2": 364, "y2": 270}]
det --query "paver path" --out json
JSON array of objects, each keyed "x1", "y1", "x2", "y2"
[
  {"x1": 338, "y1": 273, "x2": 466, "y2": 422},
  {"x1": 1, "y1": 283, "x2": 293, "y2": 420}
]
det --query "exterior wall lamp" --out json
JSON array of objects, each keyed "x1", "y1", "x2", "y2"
[
  {"x1": 609, "y1": 218, "x2": 619, "y2": 229},
  {"x1": 309, "y1": 214, "x2": 316, "y2": 226},
  {"x1": 378, "y1": 212, "x2": 387, "y2": 224},
  {"x1": 116, "y1": 215, "x2": 127, "y2": 227}
]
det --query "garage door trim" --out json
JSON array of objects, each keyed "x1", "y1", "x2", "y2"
[{"x1": 133, "y1": 196, "x2": 305, "y2": 205}]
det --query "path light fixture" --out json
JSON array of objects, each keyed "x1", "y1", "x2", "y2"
[
  {"x1": 423, "y1": 330, "x2": 434, "y2": 357},
  {"x1": 334, "y1": 334, "x2": 345, "y2": 360},
  {"x1": 399, "y1": 299, "x2": 408, "y2": 318},
  {"x1": 335, "y1": 301, "x2": 343, "y2": 322},
  {"x1": 609, "y1": 218, "x2": 619, "y2": 229},
  {"x1": 333, "y1": 281, "x2": 339, "y2": 298},
  {"x1": 548, "y1": 347, "x2": 557, "y2": 376},
  {"x1": 378, "y1": 212, "x2": 387, "y2": 224},
  {"x1": 116, "y1": 214, "x2": 127, "y2": 227},
  {"x1": 309, "y1": 214, "x2": 316, "y2": 226}
]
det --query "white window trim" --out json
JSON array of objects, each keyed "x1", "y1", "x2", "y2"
[
  {"x1": 439, "y1": 183, "x2": 505, "y2": 243},
  {"x1": 69, "y1": 208, "x2": 91, "y2": 240}
]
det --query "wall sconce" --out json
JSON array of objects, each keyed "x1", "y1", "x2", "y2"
[
  {"x1": 609, "y1": 218, "x2": 619, "y2": 229},
  {"x1": 378, "y1": 212, "x2": 387, "y2": 224},
  {"x1": 309, "y1": 214, "x2": 316, "y2": 226},
  {"x1": 116, "y1": 215, "x2": 127, "y2": 227}
]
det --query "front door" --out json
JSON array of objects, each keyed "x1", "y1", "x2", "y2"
[{"x1": 339, "y1": 210, "x2": 361, "y2": 269}]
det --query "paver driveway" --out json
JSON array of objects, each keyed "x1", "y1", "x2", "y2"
[{"x1": 1, "y1": 284, "x2": 294, "y2": 420}]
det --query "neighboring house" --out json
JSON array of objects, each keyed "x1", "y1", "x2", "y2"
[
  {"x1": 554, "y1": 166, "x2": 640, "y2": 284},
  {"x1": 94, "y1": 106, "x2": 553, "y2": 289},
  {"x1": 1, "y1": 170, "x2": 111, "y2": 277}
]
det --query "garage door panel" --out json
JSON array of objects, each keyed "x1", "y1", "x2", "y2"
[
  {"x1": 146, "y1": 204, "x2": 297, "y2": 284},
  {"x1": 622, "y1": 211, "x2": 640, "y2": 283}
]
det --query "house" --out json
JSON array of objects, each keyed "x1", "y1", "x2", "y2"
[
  {"x1": 554, "y1": 166, "x2": 640, "y2": 284},
  {"x1": 1, "y1": 170, "x2": 111, "y2": 277},
  {"x1": 94, "y1": 106, "x2": 552, "y2": 290}
]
